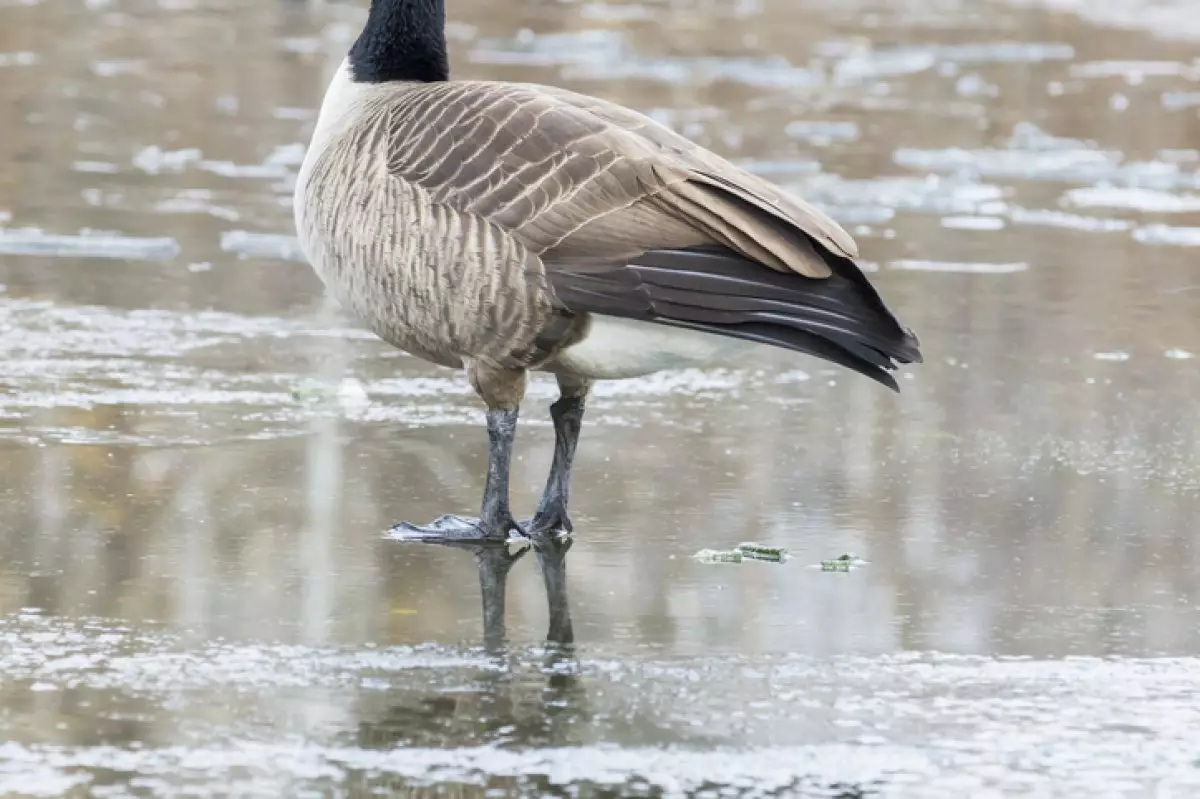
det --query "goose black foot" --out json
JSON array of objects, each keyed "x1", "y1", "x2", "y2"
[
  {"x1": 387, "y1": 514, "x2": 528, "y2": 544},
  {"x1": 526, "y1": 507, "x2": 573, "y2": 536}
]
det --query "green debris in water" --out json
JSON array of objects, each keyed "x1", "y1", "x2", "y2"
[
  {"x1": 819, "y1": 553, "x2": 867, "y2": 572},
  {"x1": 290, "y1": 381, "x2": 337, "y2": 403},
  {"x1": 290, "y1": 377, "x2": 370, "y2": 408},
  {"x1": 736, "y1": 542, "x2": 789, "y2": 562},
  {"x1": 693, "y1": 543, "x2": 790, "y2": 564},
  {"x1": 693, "y1": 548, "x2": 744, "y2": 564}
]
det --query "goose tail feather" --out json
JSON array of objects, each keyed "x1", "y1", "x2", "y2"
[{"x1": 549, "y1": 246, "x2": 922, "y2": 391}]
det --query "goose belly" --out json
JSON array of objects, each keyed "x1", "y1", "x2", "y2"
[{"x1": 550, "y1": 316, "x2": 758, "y2": 380}]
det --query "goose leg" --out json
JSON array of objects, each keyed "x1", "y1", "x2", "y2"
[
  {"x1": 389, "y1": 364, "x2": 528, "y2": 543},
  {"x1": 527, "y1": 377, "x2": 589, "y2": 536}
]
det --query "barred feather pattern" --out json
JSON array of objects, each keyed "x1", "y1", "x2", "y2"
[{"x1": 296, "y1": 86, "x2": 564, "y2": 370}]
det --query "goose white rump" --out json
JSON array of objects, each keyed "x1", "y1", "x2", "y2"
[{"x1": 552, "y1": 317, "x2": 759, "y2": 380}]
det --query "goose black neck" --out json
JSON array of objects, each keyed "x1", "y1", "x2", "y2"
[{"x1": 348, "y1": 0, "x2": 449, "y2": 83}]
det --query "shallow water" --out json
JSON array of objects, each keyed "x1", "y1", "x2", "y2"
[{"x1": 2, "y1": 0, "x2": 1200, "y2": 795}]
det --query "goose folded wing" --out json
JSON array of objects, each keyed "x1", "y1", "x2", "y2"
[
  {"x1": 383, "y1": 81, "x2": 921, "y2": 384},
  {"x1": 382, "y1": 81, "x2": 839, "y2": 275}
]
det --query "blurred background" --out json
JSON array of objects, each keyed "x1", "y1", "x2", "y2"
[{"x1": 1, "y1": 0, "x2": 1200, "y2": 795}]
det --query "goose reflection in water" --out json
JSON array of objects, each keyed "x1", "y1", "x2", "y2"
[
  {"x1": 354, "y1": 530, "x2": 585, "y2": 751},
  {"x1": 347, "y1": 536, "x2": 871, "y2": 798}
]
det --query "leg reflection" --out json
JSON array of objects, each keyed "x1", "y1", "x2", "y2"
[
  {"x1": 532, "y1": 529, "x2": 574, "y2": 649},
  {"x1": 447, "y1": 539, "x2": 530, "y2": 654},
  {"x1": 531, "y1": 529, "x2": 580, "y2": 705},
  {"x1": 371, "y1": 530, "x2": 588, "y2": 751}
]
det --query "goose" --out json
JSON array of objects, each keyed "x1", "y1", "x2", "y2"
[{"x1": 293, "y1": 0, "x2": 923, "y2": 542}]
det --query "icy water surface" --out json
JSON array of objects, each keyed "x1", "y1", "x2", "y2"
[{"x1": 2, "y1": 0, "x2": 1200, "y2": 795}]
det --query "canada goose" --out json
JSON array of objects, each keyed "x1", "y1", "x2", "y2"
[{"x1": 294, "y1": 0, "x2": 922, "y2": 542}]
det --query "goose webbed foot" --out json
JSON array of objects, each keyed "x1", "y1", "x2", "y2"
[
  {"x1": 390, "y1": 403, "x2": 526, "y2": 544},
  {"x1": 388, "y1": 514, "x2": 528, "y2": 544}
]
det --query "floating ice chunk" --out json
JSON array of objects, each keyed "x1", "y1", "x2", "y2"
[
  {"x1": 1133, "y1": 224, "x2": 1200, "y2": 247},
  {"x1": 935, "y1": 42, "x2": 1074, "y2": 63},
  {"x1": 1162, "y1": 91, "x2": 1200, "y2": 110},
  {"x1": 894, "y1": 146, "x2": 1121, "y2": 181},
  {"x1": 73, "y1": 160, "x2": 120, "y2": 174},
  {"x1": 784, "y1": 120, "x2": 859, "y2": 144},
  {"x1": 133, "y1": 145, "x2": 202, "y2": 174},
  {"x1": 941, "y1": 215, "x2": 1005, "y2": 230},
  {"x1": 1008, "y1": 207, "x2": 1133, "y2": 232},
  {"x1": 0, "y1": 228, "x2": 180, "y2": 260},
  {"x1": 0, "y1": 52, "x2": 37, "y2": 67},
  {"x1": 1064, "y1": 186, "x2": 1200, "y2": 213},
  {"x1": 200, "y1": 160, "x2": 290, "y2": 179},
  {"x1": 1070, "y1": 60, "x2": 1197, "y2": 80},
  {"x1": 890, "y1": 259, "x2": 1027, "y2": 274},
  {"x1": 956, "y1": 73, "x2": 999, "y2": 97},
  {"x1": 154, "y1": 192, "x2": 240, "y2": 222},
  {"x1": 824, "y1": 206, "x2": 895, "y2": 224},
  {"x1": 835, "y1": 49, "x2": 936, "y2": 82},
  {"x1": 220, "y1": 230, "x2": 305, "y2": 261},
  {"x1": 91, "y1": 59, "x2": 144, "y2": 77}
]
